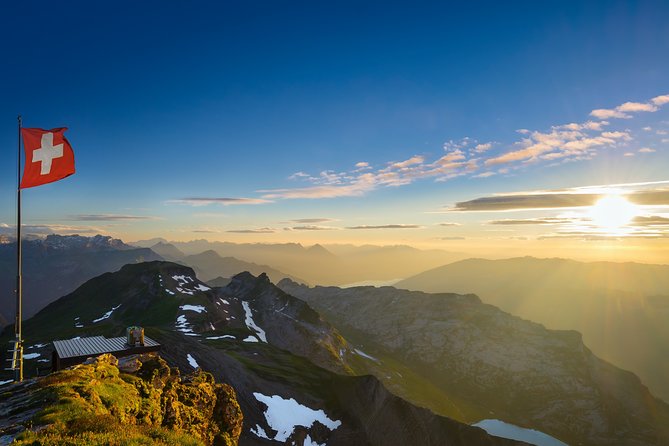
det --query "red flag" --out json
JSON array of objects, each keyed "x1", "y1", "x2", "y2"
[{"x1": 20, "y1": 127, "x2": 75, "y2": 189}]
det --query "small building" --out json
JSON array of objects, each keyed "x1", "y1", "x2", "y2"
[{"x1": 51, "y1": 330, "x2": 161, "y2": 371}]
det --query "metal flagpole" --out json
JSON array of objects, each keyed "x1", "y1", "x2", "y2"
[{"x1": 14, "y1": 115, "x2": 23, "y2": 382}]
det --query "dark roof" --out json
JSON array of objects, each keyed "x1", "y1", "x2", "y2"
[{"x1": 53, "y1": 335, "x2": 160, "y2": 359}]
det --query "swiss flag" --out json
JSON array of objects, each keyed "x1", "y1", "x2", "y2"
[{"x1": 20, "y1": 127, "x2": 75, "y2": 189}]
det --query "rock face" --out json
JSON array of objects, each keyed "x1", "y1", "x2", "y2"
[
  {"x1": 279, "y1": 279, "x2": 669, "y2": 446},
  {"x1": 0, "y1": 353, "x2": 243, "y2": 445}
]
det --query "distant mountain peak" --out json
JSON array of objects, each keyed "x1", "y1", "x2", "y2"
[{"x1": 42, "y1": 234, "x2": 130, "y2": 251}]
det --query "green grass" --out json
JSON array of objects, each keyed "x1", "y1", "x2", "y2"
[{"x1": 9, "y1": 354, "x2": 242, "y2": 446}]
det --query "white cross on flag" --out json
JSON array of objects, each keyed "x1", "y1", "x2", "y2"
[{"x1": 20, "y1": 127, "x2": 75, "y2": 188}]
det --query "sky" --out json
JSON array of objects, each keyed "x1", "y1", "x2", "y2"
[{"x1": 1, "y1": 0, "x2": 669, "y2": 263}]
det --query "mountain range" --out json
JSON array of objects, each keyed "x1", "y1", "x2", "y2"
[
  {"x1": 131, "y1": 238, "x2": 464, "y2": 285},
  {"x1": 0, "y1": 262, "x2": 527, "y2": 446},
  {"x1": 395, "y1": 257, "x2": 669, "y2": 402},
  {"x1": 0, "y1": 234, "x2": 161, "y2": 324}
]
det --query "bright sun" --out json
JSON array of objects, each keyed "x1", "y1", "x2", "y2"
[{"x1": 588, "y1": 195, "x2": 639, "y2": 231}]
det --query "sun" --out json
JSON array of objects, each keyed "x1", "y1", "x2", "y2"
[{"x1": 588, "y1": 195, "x2": 639, "y2": 231}]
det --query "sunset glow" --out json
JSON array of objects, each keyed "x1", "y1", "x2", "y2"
[{"x1": 587, "y1": 195, "x2": 640, "y2": 233}]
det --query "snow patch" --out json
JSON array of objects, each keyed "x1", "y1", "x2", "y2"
[
  {"x1": 242, "y1": 301, "x2": 267, "y2": 342},
  {"x1": 194, "y1": 284, "x2": 211, "y2": 291},
  {"x1": 29, "y1": 343, "x2": 47, "y2": 349},
  {"x1": 175, "y1": 314, "x2": 194, "y2": 334},
  {"x1": 354, "y1": 348, "x2": 380, "y2": 363},
  {"x1": 92, "y1": 304, "x2": 121, "y2": 323},
  {"x1": 253, "y1": 392, "x2": 342, "y2": 442},
  {"x1": 220, "y1": 299, "x2": 230, "y2": 305},
  {"x1": 179, "y1": 304, "x2": 207, "y2": 313},
  {"x1": 23, "y1": 353, "x2": 41, "y2": 360},
  {"x1": 305, "y1": 435, "x2": 325, "y2": 446},
  {"x1": 172, "y1": 274, "x2": 194, "y2": 284},
  {"x1": 244, "y1": 336, "x2": 259, "y2": 343},
  {"x1": 186, "y1": 354, "x2": 200, "y2": 369},
  {"x1": 0, "y1": 379, "x2": 12, "y2": 386},
  {"x1": 165, "y1": 289, "x2": 175, "y2": 295},
  {"x1": 250, "y1": 425, "x2": 269, "y2": 439},
  {"x1": 473, "y1": 419, "x2": 568, "y2": 446},
  {"x1": 206, "y1": 335, "x2": 236, "y2": 340}
]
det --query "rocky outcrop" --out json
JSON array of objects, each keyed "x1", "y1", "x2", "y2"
[{"x1": 0, "y1": 354, "x2": 243, "y2": 446}]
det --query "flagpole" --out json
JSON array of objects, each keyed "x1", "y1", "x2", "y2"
[{"x1": 15, "y1": 115, "x2": 23, "y2": 382}]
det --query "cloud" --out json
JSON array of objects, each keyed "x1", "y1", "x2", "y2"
[
  {"x1": 439, "y1": 236, "x2": 466, "y2": 240},
  {"x1": 254, "y1": 93, "x2": 668, "y2": 201},
  {"x1": 438, "y1": 222, "x2": 461, "y2": 226},
  {"x1": 616, "y1": 101, "x2": 658, "y2": 113},
  {"x1": 633, "y1": 215, "x2": 669, "y2": 226},
  {"x1": 485, "y1": 128, "x2": 630, "y2": 166},
  {"x1": 639, "y1": 147, "x2": 656, "y2": 153},
  {"x1": 346, "y1": 224, "x2": 423, "y2": 229},
  {"x1": 170, "y1": 197, "x2": 271, "y2": 206},
  {"x1": 288, "y1": 172, "x2": 311, "y2": 180},
  {"x1": 226, "y1": 227, "x2": 276, "y2": 233},
  {"x1": 474, "y1": 143, "x2": 493, "y2": 153},
  {"x1": 69, "y1": 214, "x2": 159, "y2": 221},
  {"x1": 290, "y1": 225, "x2": 340, "y2": 231},
  {"x1": 590, "y1": 109, "x2": 630, "y2": 119},
  {"x1": 473, "y1": 171, "x2": 496, "y2": 178},
  {"x1": 0, "y1": 223, "x2": 102, "y2": 235},
  {"x1": 192, "y1": 229, "x2": 220, "y2": 233},
  {"x1": 451, "y1": 192, "x2": 600, "y2": 212},
  {"x1": 488, "y1": 217, "x2": 577, "y2": 225},
  {"x1": 652, "y1": 94, "x2": 669, "y2": 106},
  {"x1": 388, "y1": 155, "x2": 425, "y2": 170},
  {"x1": 288, "y1": 218, "x2": 337, "y2": 223},
  {"x1": 448, "y1": 183, "x2": 669, "y2": 212},
  {"x1": 624, "y1": 152, "x2": 635, "y2": 157},
  {"x1": 260, "y1": 173, "x2": 377, "y2": 199},
  {"x1": 589, "y1": 97, "x2": 665, "y2": 120}
]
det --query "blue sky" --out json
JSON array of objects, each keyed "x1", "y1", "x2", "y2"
[{"x1": 1, "y1": 1, "x2": 668, "y2": 261}]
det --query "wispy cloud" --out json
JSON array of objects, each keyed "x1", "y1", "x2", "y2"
[
  {"x1": 288, "y1": 225, "x2": 340, "y2": 231},
  {"x1": 488, "y1": 217, "x2": 578, "y2": 225},
  {"x1": 170, "y1": 197, "x2": 271, "y2": 206},
  {"x1": 0, "y1": 223, "x2": 103, "y2": 235},
  {"x1": 198, "y1": 93, "x2": 669, "y2": 203},
  {"x1": 346, "y1": 224, "x2": 422, "y2": 229},
  {"x1": 448, "y1": 182, "x2": 669, "y2": 212},
  {"x1": 69, "y1": 214, "x2": 160, "y2": 221},
  {"x1": 226, "y1": 227, "x2": 276, "y2": 233},
  {"x1": 590, "y1": 98, "x2": 661, "y2": 119},
  {"x1": 438, "y1": 222, "x2": 461, "y2": 226},
  {"x1": 286, "y1": 218, "x2": 338, "y2": 224}
]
